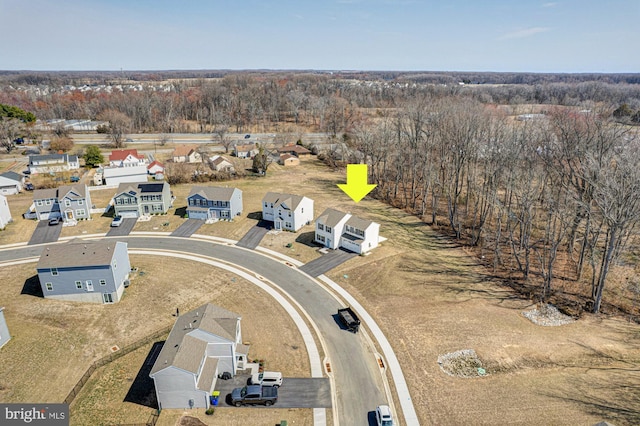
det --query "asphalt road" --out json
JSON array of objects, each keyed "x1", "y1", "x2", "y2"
[{"x1": 0, "y1": 236, "x2": 387, "y2": 426}]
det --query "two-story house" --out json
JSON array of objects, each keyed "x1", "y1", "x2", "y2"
[
  {"x1": 33, "y1": 184, "x2": 92, "y2": 222},
  {"x1": 262, "y1": 192, "x2": 314, "y2": 232},
  {"x1": 113, "y1": 181, "x2": 172, "y2": 218},
  {"x1": 150, "y1": 303, "x2": 251, "y2": 409},
  {"x1": 315, "y1": 208, "x2": 381, "y2": 254},
  {"x1": 109, "y1": 149, "x2": 147, "y2": 167},
  {"x1": 186, "y1": 186, "x2": 243, "y2": 221},
  {"x1": 28, "y1": 153, "x2": 80, "y2": 175},
  {"x1": 36, "y1": 239, "x2": 131, "y2": 304}
]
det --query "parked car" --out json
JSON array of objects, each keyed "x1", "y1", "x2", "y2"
[
  {"x1": 244, "y1": 134, "x2": 251, "y2": 139},
  {"x1": 125, "y1": 138, "x2": 134, "y2": 142},
  {"x1": 70, "y1": 175, "x2": 80, "y2": 182},
  {"x1": 24, "y1": 183, "x2": 34, "y2": 191},
  {"x1": 230, "y1": 385, "x2": 277, "y2": 407},
  {"x1": 111, "y1": 216, "x2": 123, "y2": 227},
  {"x1": 48, "y1": 217, "x2": 61, "y2": 226},
  {"x1": 250, "y1": 371, "x2": 283, "y2": 388},
  {"x1": 375, "y1": 405, "x2": 394, "y2": 426}
]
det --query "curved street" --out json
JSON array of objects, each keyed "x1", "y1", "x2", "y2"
[{"x1": 0, "y1": 234, "x2": 417, "y2": 425}]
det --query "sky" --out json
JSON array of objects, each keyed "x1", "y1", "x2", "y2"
[{"x1": 0, "y1": 0, "x2": 639, "y2": 73}]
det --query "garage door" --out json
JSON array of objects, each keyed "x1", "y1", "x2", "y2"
[
  {"x1": 187, "y1": 210, "x2": 207, "y2": 220},
  {"x1": 119, "y1": 210, "x2": 139, "y2": 218}
]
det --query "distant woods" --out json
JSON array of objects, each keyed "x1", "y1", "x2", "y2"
[{"x1": 2, "y1": 71, "x2": 640, "y2": 314}]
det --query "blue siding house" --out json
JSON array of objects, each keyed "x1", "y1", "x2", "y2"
[
  {"x1": 37, "y1": 239, "x2": 131, "y2": 304},
  {"x1": 33, "y1": 185, "x2": 92, "y2": 222},
  {"x1": 186, "y1": 186, "x2": 243, "y2": 221},
  {"x1": 0, "y1": 307, "x2": 10, "y2": 349}
]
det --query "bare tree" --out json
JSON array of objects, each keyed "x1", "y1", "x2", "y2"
[
  {"x1": 0, "y1": 117, "x2": 24, "y2": 153},
  {"x1": 98, "y1": 110, "x2": 132, "y2": 148}
]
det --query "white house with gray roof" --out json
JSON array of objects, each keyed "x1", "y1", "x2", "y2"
[
  {"x1": 36, "y1": 239, "x2": 131, "y2": 304},
  {"x1": 262, "y1": 192, "x2": 314, "y2": 232},
  {"x1": 0, "y1": 171, "x2": 25, "y2": 195},
  {"x1": 149, "y1": 303, "x2": 250, "y2": 410},
  {"x1": 315, "y1": 208, "x2": 381, "y2": 254},
  {"x1": 33, "y1": 184, "x2": 92, "y2": 222},
  {"x1": 186, "y1": 186, "x2": 243, "y2": 220},
  {"x1": 28, "y1": 153, "x2": 79, "y2": 175},
  {"x1": 113, "y1": 181, "x2": 172, "y2": 218}
]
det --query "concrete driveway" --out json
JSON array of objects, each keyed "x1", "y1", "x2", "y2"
[
  {"x1": 171, "y1": 219, "x2": 204, "y2": 237},
  {"x1": 106, "y1": 218, "x2": 137, "y2": 237},
  {"x1": 236, "y1": 220, "x2": 270, "y2": 249},
  {"x1": 27, "y1": 220, "x2": 62, "y2": 245},
  {"x1": 215, "y1": 374, "x2": 331, "y2": 408},
  {"x1": 299, "y1": 249, "x2": 358, "y2": 277}
]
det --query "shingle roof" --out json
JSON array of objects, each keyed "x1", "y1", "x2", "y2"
[
  {"x1": 173, "y1": 334, "x2": 208, "y2": 374},
  {"x1": 188, "y1": 186, "x2": 239, "y2": 201},
  {"x1": 33, "y1": 185, "x2": 87, "y2": 201},
  {"x1": 172, "y1": 144, "x2": 198, "y2": 157},
  {"x1": 37, "y1": 239, "x2": 123, "y2": 269},
  {"x1": 345, "y1": 215, "x2": 374, "y2": 231},
  {"x1": 316, "y1": 208, "x2": 350, "y2": 228},
  {"x1": 262, "y1": 192, "x2": 308, "y2": 211},
  {"x1": 277, "y1": 144, "x2": 311, "y2": 155},
  {"x1": 109, "y1": 149, "x2": 142, "y2": 162},
  {"x1": 197, "y1": 357, "x2": 219, "y2": 391},
  {"x1": 234, "y1": 144, "x2": 256, "y2": 152},
  {"x1": 150, "y1": 303, "x2": 240, "y2": 376},
  {"x1": 0, "y1": 171, "x2": 23, "y2": 182},
  {"x1": 211, "y1": 156, "x2": 232, "y2": 166},
  {"x1": 115, "y1": 181, "x2": 167, "y2": 197}
]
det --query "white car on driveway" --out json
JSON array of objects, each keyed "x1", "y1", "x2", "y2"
[{"x1": 250, "y1": 371, "x2": 283, "y2": 387}]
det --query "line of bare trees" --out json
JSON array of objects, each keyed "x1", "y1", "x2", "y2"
[{"x1": 352, "y1": 97, "x2": 640, "y2": 314}]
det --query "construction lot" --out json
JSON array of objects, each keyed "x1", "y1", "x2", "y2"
[{"x1": 1, "y1": 157, "x2": 639, "y2": 425}]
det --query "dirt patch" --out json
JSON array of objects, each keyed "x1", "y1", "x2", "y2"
[
  {"x1": 437, "y1": 349, "x2": 487, "y2": 378},
  {"x1": 523, "y1": 303, "x2": 575, "y2": 326}
]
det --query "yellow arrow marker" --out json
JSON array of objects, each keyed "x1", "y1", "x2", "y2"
[{"x1": 337, "y1": 164, "x2": 377, "y2": 203}]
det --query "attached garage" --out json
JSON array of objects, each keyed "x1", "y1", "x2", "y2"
[
  {"x1": 187, "y1": 207, "x2": 209, "y2": 220},
  {"x1": 118, "y1": 210, "x2": 139, "y2": 218}
]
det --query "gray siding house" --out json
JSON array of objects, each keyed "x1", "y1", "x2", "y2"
[
  {"x1": 150, "y1": 304, "x2": 250, "y2": 409},
  {"x1": 28, "y1": 153, "x2": 80, "y2": 174},
  {"x1": 33, "y1": 185, "x2": 92, "y2": 222},
  {"x1": 186, "y1": 186, "x2": 243, "y2": 221},
  {"x1": 37, "y1": 239, "x2": 131, "y2": 304},
  {"x1": 0, "y1": 307, "x2": 10, "y2": 349},
  {"x1": 113, "y1": 182, "x2": 172, "y2": 218}
]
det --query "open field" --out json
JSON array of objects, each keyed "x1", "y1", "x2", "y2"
[{"x1": 1, "y1": 155, "x2": 640, "y2": 424}]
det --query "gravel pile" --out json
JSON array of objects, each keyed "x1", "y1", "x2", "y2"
[
  {"x1": 437, "y1": 349, "x2": 487, "y2": 378},
  {"x1": 522, "y1": 303, "x2": 574, "y2": 326}
]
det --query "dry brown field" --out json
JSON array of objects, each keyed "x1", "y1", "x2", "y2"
[{"x1": 1, "y1": 154, "x2": 639, "y2": 425}]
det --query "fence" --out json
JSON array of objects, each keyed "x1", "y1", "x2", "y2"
[{"x1": 64, "y1": 325, "x2": 173, "y2": 406}]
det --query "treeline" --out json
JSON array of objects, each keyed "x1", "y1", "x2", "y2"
[
  {"x1": 1, "y1": 74, "x2": 640, "y2": 136},
  {"x1": 350, "y1": 98, "x2": 640, "y2": 315}
]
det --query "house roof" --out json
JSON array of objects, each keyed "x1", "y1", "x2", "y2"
[
  {"x1": 277, "y1": 144, "x2": 311, "y2": 155},
  {"x1": 33, "y1": 184, "x2": 87, "y2": 201},
  {"x1": 188, "y1": 186, "x2": 239, "y2": 201},
  {"x1": 211, "y1": 156, "x2": 232, "y2": 167},
  {"x1": 29, "y1": 153, "x2": 78, "y2": 164},
  {"x1": 234, "y1": 143, "x2": 256, "y2": 152},
  {"x1": 150, "y1": 303, "x2": 240, "y2": 376},
  {"x1": 316, "y1": 208, "x2": 350, "y2": 228},
  {"x1": 0, "y1": 171, "x2": 23, "y2": 182},
  {"x1": 103, "y1": 165, "x2": 148, "y2": 178},
  {"x1": 345, "y1": 215, "x2": 375, "y2": 231},
  {"x1": 37, "y1": 239, "x2": 123, "y2": 269},
  {"x1": 197, "y1": 357, "x2": 219, "y2": 391},
  {"x1": 109, "y1": 149, "x2": 142, "y2": 162},
  {"x1": 279, "y1": 154, "x2": 297, "y2": 161},
  {"x1": 172, "y1": 144, "x2": 198, "y2": 157},
  {"x1": 147, "y1": 160, "x2": 164, "y2": 170},
  {"x1": 115, "y1": 181, "x2": 167, "y2": 197},
  {"x1": 262, "y1": 192, "x2": 308, "y2": 211}
]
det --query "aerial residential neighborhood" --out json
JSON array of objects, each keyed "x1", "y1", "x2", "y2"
[{"x1": 1, "y1": 2, "x2": 639, "y2": 424}]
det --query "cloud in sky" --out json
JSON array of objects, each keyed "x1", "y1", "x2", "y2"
[{"x1": 499, "y1": 27, "x2": 550, "y2": 40}]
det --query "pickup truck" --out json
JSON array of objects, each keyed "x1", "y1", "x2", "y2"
[
  {"x1": 337, "y1": 307, "x2": 361, "y2": 333},
  {"x1": 230, "y1": 385, "x2": 278, "y2": 407}
]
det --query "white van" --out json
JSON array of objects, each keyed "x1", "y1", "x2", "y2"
[{"x1": 250, "y1": 371, "x2": 283, "y2": 387}]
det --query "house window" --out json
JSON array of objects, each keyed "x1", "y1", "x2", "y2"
[
  {"x1": 36, "y1": 200, "x2": 43, "y2": 206},
  {"x1": 326, "y1": 226, "x2": 332, "y2": 233},
  {"x1": 76, "y1": 209, "x2": 84, "y2": 216},
  {"x1": 103, "y1": 293, "x2": 114, "y2": 303},
  {"x1": 51, "y1": 268, "x2": 58, "y2": 276},
  {"x1": 78, "y1": 200, "x2": 83, "y2": 205},
  {"x1": 45, "y1": 199, "x2": 52, "y2": 206},
  {"x1": 317, "y1": 234, "x2": 325, "y2": 243},
  {"x1": 264, "y1": 202, "x2": 268, "y2": 208},
  {"x1": 317, "y1": 223, "x2": 324, "y2": 231},
  {"x1": 220, "y1": 210, "x2": 229, "y2": 218},
  {"x1": 100, "y1": 279, "x2": 106, "y2": 286},
  {"x1": 64, "y1": 199, "x2": 71, "y2": 207},
  {"x1": 75, "y1": 281, "x2": 82, "y2": 289},
  {"x1": 45, "y1": 282, "x2": 53, "y2": 291}
]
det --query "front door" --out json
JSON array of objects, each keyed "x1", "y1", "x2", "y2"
[
  {"x1": 65, "y1": 210, "x2": 74, "y2": 220},
  {"x1": 144, "y1": 205, "x2": 149, "y2": 214},
  {"x1": 275, "y1": 221, "x2": 281, "y2": 230},
  {"x1": 86, "y1": 280, "x2": 94, "y2": 292}
]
